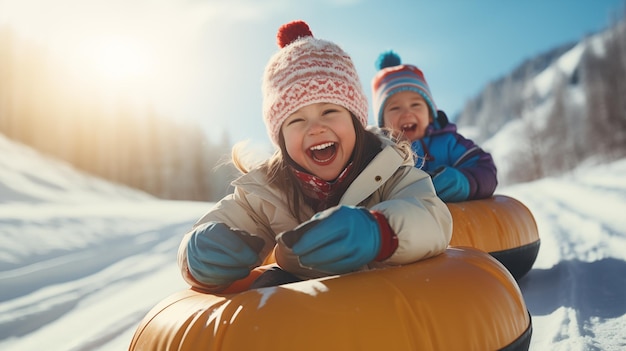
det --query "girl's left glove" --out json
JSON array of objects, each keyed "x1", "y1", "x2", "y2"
[{"x1": 278, "y1": 205, "x2": 397, "y2": 274}]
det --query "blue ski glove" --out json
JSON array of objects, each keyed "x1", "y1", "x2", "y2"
[
  {"x1": 430, "y1": 166, "x2": 470, "y2": 202},
  {"x1": 187, "y1": 222, "x2": 265, "y2": 286},
  {"x1": 278, "y1": 205, "x2": 382, "y2": 275}
]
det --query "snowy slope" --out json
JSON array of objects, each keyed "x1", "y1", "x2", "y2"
[
  {"x1": 500, "y1": 158, "x2": 626, "y2": 350},
  {"x1": 0, "y1": 134, "x2": 210, "y2": 350},
  {"x1": 1, "y1": 134, "x2": 625, "y2": 351},
  {"x1": 0, "y1": 134, "x2": 152, "y2": 204}
]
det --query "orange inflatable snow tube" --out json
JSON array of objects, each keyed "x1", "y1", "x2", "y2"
[
  {"x1": 128, "y1": 195, "x2": 537, "y2": 351},
  {"x1": 447, "y1": 195, "x2": 540, "y2": 280},
  {"x1": 128, "y1": 248, "x2": 531, "y2": 351}
]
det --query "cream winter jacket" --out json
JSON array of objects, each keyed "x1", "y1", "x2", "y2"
[{"x1": 178, "y1": 136, "x2": 453, "y2": 291}]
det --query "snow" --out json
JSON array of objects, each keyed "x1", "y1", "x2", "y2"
[
  {"x1": 529, "y1": 42, "x2": 587, "y2": 99},
  {"x1": 1, "y1": 132, "x2": 625, "y2": 351},
  {"x1": 501, "y1": 159, "x2": 626, "y2": 350}
]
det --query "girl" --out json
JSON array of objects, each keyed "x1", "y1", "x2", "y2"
[
  {"x1": 178, "y1": 21, "x2": 452, "y2": 293},
  {"x1": 372, "y1": 51, "x2": 498, "y2": 202}
]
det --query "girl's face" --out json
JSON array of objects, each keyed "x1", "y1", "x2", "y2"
[
  {"x1": 382, "y1": 90, "x2": 431, "y2": 142},
  {"x1": 281, "y1": 103, "x2": 356, "y2": 181}
]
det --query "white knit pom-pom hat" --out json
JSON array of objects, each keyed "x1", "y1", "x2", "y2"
[{"x1": 262, "y1": 20, "x2": 369, "y2": 146}]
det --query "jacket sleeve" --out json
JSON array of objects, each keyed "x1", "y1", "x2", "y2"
[
  {"x1": 446, "y1": 132, "x2": 498, "y2": 200},
  {"x1": 369, "y1": 166, "x2": 453, "y2": 265}
]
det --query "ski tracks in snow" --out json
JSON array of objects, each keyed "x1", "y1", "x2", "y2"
[{"x1": 503, "y1": 166, "x2": 626, "y2": 351}]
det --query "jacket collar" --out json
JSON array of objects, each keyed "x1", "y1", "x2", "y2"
[{"x1": 340, "y1": 145, "x2": 405, "y2": 206}]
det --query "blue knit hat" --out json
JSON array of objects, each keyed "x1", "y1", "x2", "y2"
[{"x1": 371, "y1": 51, "x2": 437, "y2": 127}]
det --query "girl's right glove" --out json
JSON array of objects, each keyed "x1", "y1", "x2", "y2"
[
  {"x1": 278, "y1": 205, "x2": 397, "y2": 275},
  {"x1": 186, "y1": 222, "x2": 265, "y2": 286}
]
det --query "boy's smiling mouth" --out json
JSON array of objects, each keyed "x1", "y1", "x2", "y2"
[
  {"x1": 307, "y1": 142, "x2": 337, "y2": 164},
  {"x1": 401, "y1": 123, "x2": 417, "y2": 133}
]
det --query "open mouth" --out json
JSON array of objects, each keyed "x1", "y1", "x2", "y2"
[
  {"x1": 307, "y1": 142, "x2": 337, "y2": 164},
  {"x1": 401, "y1": 123, "x2": 418, "y2": 133}
]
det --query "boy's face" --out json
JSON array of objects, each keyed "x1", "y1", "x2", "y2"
[
  {"x1": 281, "y1": 103, "x2": 356, "y2": 181},
  {"x1": 382, "y1": 90, "x2": 431, "y2": 142}
]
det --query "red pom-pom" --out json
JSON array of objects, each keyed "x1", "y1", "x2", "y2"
[{"x1": 277, "y1": 20, "x2": 313, "y2": 48}]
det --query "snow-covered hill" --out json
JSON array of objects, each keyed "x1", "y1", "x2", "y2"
[
  {"x1": 0, "y1": 134, "x2": 210, "y2": 350},
  {"x1": 455, "y1": 41, "x2": 577, "y2": 141},
  {"x1": 0, "y1": 133, "x2": 152, "y2": 204},
  {"x1": 456, "y1": 21, "x2": 626, "y2": 187},
  {"x1": 1, "y1": 133, "x2": 625, "y2": 350}
]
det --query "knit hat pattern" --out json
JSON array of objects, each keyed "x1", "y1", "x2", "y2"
[
  {"x1": 371, "y1": 51, "x2": 437, "y2": 127},
  {"x1": 262, "y1": 20, "x2": 369, "y2": 146}
]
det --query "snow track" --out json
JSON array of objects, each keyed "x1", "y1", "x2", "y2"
[{"x1": 503, "y1": 160, "x2": 626, "y2": 351}]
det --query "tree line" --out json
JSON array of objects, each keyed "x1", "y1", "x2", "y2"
[
  {"x1": 0, "y1": 27, "x2": 237, "y2": 202},
  {"x1": 2, "y1": 17, "x2": 625, "y2": 199}
]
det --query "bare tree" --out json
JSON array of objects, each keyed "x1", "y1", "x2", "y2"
[
  {"x1": 542, "y1": 73, "x2": 573, "y2": 176},
  {"x1": 583, "y1": 15, "x2": 626, "y2": 161}
]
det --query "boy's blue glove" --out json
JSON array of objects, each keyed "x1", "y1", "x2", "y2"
[
  {"x1": 187, "y1": 222, "x2": 264, "y2": 286},
  {"x1": 278, "y1": 205, "x2": 381, "y2": 274},
  {"x1": 430, "y1": 166, "x2": 470, "y2": 202}
]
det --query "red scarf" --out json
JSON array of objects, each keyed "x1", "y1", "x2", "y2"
[{"x1": 291, "y1": 163, "x2": 353, "y2": 207}]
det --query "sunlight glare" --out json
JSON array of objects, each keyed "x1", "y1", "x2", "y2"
[{"x1": 81, "y1": 37, "x2": 154, "y2": 82}]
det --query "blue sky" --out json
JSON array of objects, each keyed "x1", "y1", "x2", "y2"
[{"x1": 1, "y1": 0, "x2": 623, "y2": 147}]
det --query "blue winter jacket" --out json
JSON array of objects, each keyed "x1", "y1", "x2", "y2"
[{"x1": 412, "y1": 111, "x2": 497, "y2": 202}]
